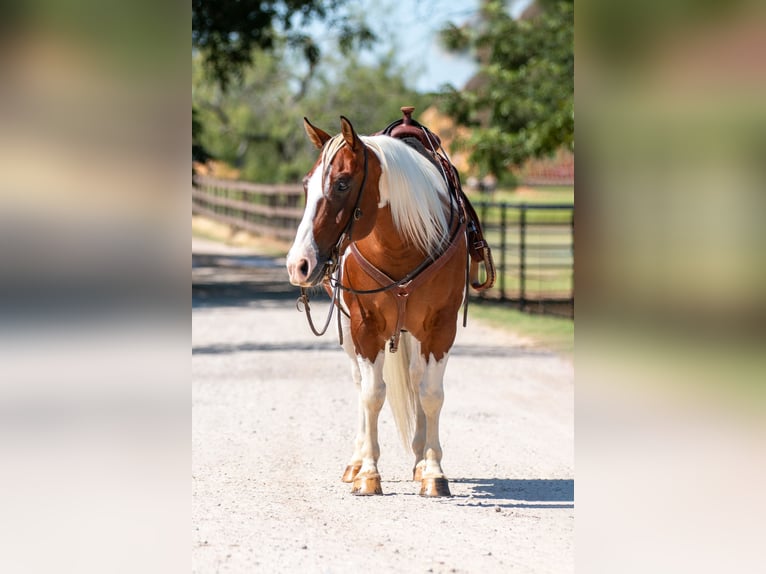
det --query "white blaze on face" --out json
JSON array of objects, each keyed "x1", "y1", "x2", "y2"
[{"x1": 286, "y1": 166, "x2": 324, "y2": 285}]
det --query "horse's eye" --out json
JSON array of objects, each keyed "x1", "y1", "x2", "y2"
[{"x1": 336, "y1": 180, "x2": 349, "y2": 193}]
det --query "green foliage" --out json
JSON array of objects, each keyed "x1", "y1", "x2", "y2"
[
  {"x1": 192, "y1": 0, "x2": 373, "y2": 89},
  {"x1": 192, "y1": 0, "x2": 380, "y2": 177},
  {"x1": 301, "y1": 53, "x2": 432, "y2": 136},
  {"x1": 469, "y1": 301, "x2": 573, "y2": 356},
  {"x1": 192, "y1": 48, "x2": 427, "y2": 183},
  {"x1": 441, "y1": 0, "x2": 574, "y2": 176},
  {"x1": 192, "y1": 107, "x2": 212, "y2": 168}
]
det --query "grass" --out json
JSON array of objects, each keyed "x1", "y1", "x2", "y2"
[
  {"x1": 467, "y1": 299, "x2": 574, "y2": 357},
  {"x1": 467, "y1": 186, "x2": 574, "y2": 227},
  {"x1": 491, "y1": 274, "x2": 573, "y2": 298},
  {"x1": 467, "y1": 185, "x2": 574, "y2": 206}
]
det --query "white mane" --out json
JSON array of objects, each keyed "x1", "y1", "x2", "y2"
[{"x1": 322, "y1": 134, "x2": 450, "y2": 255}]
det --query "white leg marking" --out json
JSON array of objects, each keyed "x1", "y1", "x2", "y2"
[
  {"x1": 357, "y1": 351, "x2": 386, "y2": 475},
  {"x1": 419, "y1": 352, "x2": 449, "y2": 478},
  {"x1": 340, "y1": 313, "x2": 364, "y2": 466},
  {"x1": 408, "y1": 338, "x2": 427, "y2": 469}
]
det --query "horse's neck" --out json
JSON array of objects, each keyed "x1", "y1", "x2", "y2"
[{"x1": 354, "y1": 206, "x2": 426, "y2": 274}]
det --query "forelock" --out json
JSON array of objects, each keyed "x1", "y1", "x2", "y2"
[{"x1": 320, "y1": 135, "x2": 347, "y2": 175}]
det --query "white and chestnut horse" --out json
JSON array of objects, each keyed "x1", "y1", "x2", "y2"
[{"x1": 286, "y1": 116, "x2": 472, "y2": 497}]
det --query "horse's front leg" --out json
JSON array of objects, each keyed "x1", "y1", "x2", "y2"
[
  {"x1": 418, "y1": 352, "x2": 452, "y2": 497},
  {"x1": 351, "y1": 350, "x2": 386, "y2": 495},
  {"x1": 341, "y1": 374, "x2": 365, "y2": 483},
  {"x1": 340, "y1": 314, "x2": 363, "y2": 483}
]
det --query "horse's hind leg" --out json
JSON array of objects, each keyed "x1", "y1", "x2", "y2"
[
  {"x1": 418, "y1": 353, "x2": 451, "y2": 497},
  {"x1": 412, "y1": 398, "x2": 426, "y2": 481},
  {"x1": 407, "y1": 338, "x2": 427, "y2": 481},
  {"x1": 340, "y1": 314, "x2": 363, "y2": 483}
]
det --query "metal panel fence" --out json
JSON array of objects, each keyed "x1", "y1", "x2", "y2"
[
  {"x1": 473, "y1": 201, "x2": 573, "y2": 317},
  {"x1": 193, "y1": 178, "x2": 574, "y2": 316}
]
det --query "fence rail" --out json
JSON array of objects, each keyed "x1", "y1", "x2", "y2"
[
  {"x1": 473, "y1": 201, "x2": 573, "y2": 316},
  {"x1": 193, "y1": 177, "x2": 573, "y2": 316},
  {"x1": 193, "y1": 177, "x2": 303, "y2": 242}
]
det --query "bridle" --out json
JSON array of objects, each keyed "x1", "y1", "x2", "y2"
[
  {"x1": 324, "y1": 143, "x2": 369, "y2": 279},
  {"x1": 296, "y1": 142, "x2": 368, "y2": 338}
]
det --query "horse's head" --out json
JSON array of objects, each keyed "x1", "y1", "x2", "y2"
[{"x1": 286, "y1": 116, "x2": 380, "y2": 287}]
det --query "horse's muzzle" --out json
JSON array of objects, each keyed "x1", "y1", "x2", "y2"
[{"x1": 287, "y1": 254, "x2": 329, "y2": 287}]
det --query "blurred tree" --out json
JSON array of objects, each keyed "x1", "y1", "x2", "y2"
[
  {"x1": 193, "y1": 47, "x2": 427, "y2": 183},
  {"x1": 193, "y1": 47, "x2": 296, "y2": 181},
  {"x1": 192, "y1": 0, "x2": 373, "y2": 173},
  {"x1": 440, "y1": 0, "x2": 573, "y2": 178},
  {"x1": 192, "y1": 0, "x2": 373, "y2": 90},
  {"x1": 192, "y1": 107, "x2": 211, "y2": 167},
  {"x1": 303, "y1": 52, "x2": 432, "y2": 135}
]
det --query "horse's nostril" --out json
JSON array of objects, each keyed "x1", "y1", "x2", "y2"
[{"x1": 299, "y1": 260, "x2": 309, "y2": 277}]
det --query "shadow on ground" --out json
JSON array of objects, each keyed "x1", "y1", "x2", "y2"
[
  {"x1": 193, "y1": 251, "x2": 299, "y2": 308},
  {"x1": 192, "y1": 340, "x2": 343, "y2": 355},
  {"x1": 452, "y1": 478, "x2": 574, "y2": 509}
]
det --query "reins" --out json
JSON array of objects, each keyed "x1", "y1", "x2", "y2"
[{"x1": 296, "y1": 265, "x2": 344, "y2": 338}]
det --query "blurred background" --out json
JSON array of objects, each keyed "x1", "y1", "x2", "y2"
[
  {"x1": 577, "y1": 1, "x2": 765, "y2": 572},
  {"x1": 0, "y1": 0, "x2": 764, "y2": 571}
]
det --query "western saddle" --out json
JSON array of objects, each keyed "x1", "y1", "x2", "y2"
[{"x1": 375, "y1": 106, "x2": 495, "y2": 292}]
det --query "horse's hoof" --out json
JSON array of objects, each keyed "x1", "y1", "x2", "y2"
[
  {"x1": 412, "y1": 465, "x2": 424, "y2": 482},
  {"x1": 341, "y1": 464, "x2": 362, "y2": 483},
  {"x1": 419, "y1": 476, "x2": 451, "y2": 497},
  {"x1": 352, "y1": 473, "x2": 383, "y2": 496}
]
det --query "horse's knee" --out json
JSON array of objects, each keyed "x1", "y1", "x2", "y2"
[
  {"x1": 358, "y1": 353, "x2": 385, "y2": 410},
  {"x1": 360, "y1": 379, "x2": 385, "y2": 410}
]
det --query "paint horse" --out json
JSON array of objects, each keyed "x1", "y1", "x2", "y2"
[{"x1": 286, "y1": 110, "x2": 493, "y2": 497}]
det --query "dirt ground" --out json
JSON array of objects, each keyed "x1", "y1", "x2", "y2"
[{"x1": 192, "y1": 237, "x2": 574, "y2": 573}]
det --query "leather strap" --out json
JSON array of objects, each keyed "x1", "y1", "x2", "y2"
[
  {"x1": 349, "y1": 220, "x2": 466, "y2": 352},
  {"x1": 460, "y1": 192, "x2": 495, "y2": 291},
  {"x1": 374, "y1": 106, "x2": 495, "y2": 291},
  {"x1": 470, "y1": 243, "x2": 496, "y2": 290}
]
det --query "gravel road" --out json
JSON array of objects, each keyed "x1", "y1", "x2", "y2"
[{"x1": 192, "y1": 237, "x2": 574, "y2": 573}]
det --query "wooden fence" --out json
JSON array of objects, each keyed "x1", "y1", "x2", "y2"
[
  {"x1": 192, "y1": 177, "x2": 304, "y2": 242},
  {"x1": 193, "y1": 177, "x2": 574, "y2": 316}
]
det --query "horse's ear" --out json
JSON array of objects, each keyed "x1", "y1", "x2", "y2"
[
  {"x1": 340, "y1": 116, "x2": 359, "y2": 151},
  {"x1": 303, "y1": 117, "x2": 331, "y2": 149}
]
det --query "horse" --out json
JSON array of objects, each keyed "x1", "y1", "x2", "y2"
[{"x1": 286, "y1": 115, "x2": 473, "y2": 497}]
